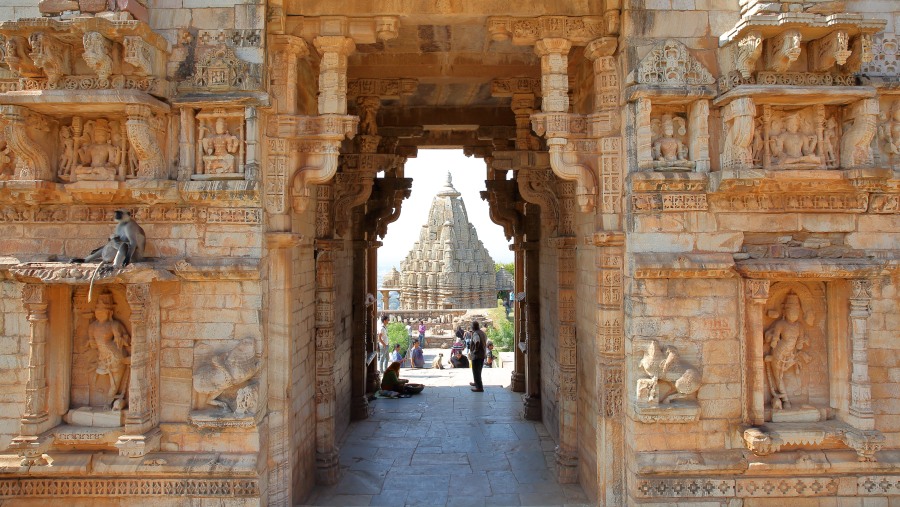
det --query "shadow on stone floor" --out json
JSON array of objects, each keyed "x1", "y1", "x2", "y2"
[{"x1": 300, "y1": 356, "x2": 591, "y2": 507}]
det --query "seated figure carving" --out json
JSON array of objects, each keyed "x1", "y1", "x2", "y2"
[
  {"x1": 71, "y1": 119, "x2": 121, "y2": 181},
  {"x1": 650, "y1": 114, "x2": 694, "y2": 171},
  {"x1": 769, "y1": 114, "x2": 822, "y2": 169},
  {"x1": 199, "y1": 116, "x2": 240, "y2": 175}
]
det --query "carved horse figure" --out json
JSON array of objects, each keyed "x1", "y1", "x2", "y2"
[
  {"x1": 638, "y1": 339, "x2": 701, "y2": 404},
  {"x1": 194, "y1": 338, "x2": 260, "y2": 411}
]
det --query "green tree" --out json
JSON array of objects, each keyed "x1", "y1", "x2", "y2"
[
  {"x1": 486, "y1": 305, "x2": 515, "y2": 352},
  {"x1": 387, "y1": 322, "x2": 410, "y2": 355}
]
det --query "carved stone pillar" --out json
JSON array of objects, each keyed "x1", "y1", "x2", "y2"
[
  {"x1": 20, "y1": 284, "x2": 50, "y2": 436},
  {"x1": 522, "y1": 227, "x2": 542, "y2": 420},
  {"x1": 848, "y1": 279, "x2": 874, "y2": 429},
  {"x1": 722, "y1": 97, "x2": 756, "y2": 171},
  {"x1": 269, "y1": 35, "x2": 309, "y2": 115},
  {"x1": 535, "y1": 38, "x2": 572, "y2": 113},
  {"x1": 510, "y1": 238, "x2": 526, "y2": 393},
  {"x1": 350, "y1": 238, "x2": 370, "y2": 421},
  {"x1": 313, "y1": 36, "x2": 355, "y2": 115},
  {"x1": 125, "y1": 104, "x2": 166, "y2": 180},
  {"x1": 115, "y1": 283, "x2": 160, "y2": 458},
  {"x1": 177, "y1": 108, "x2": 195, "y2": 181},
  {"x1": 551, "y1": 236, "x2": 578, "y2": 484},
  {"x1": 264, "y1": 232, "x2": 303, "y2": 505},
  {"x1": 314, "y1": 180, "x2": 341, "y2": 483},
  {"x1": 744, "y1": 279, "x2": 770, "y2": 425},
  {"x1": 366, "y1": 240, "x2": 380, "y2": 393}
]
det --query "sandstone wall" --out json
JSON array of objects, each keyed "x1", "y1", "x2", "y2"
[
  {"x1": 0, "y1": 281, "x2": 26, "y2": 451},
  {"x1": 575, "y1": 212, "x2": 600, "y2": 499},
  {"x1": 333, "y1": 245, "x2": 354, "y2": 442}
]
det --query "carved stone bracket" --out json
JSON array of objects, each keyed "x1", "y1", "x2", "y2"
[
  {"x1": 29, "y1": 31, "x2": 72, "y2": 86},
  {"x1": 82, "y1": 31, "x2": 113, "y2": 81},
  {"x1": 0, "y1": 105, "x2": 53, "y2": 181},
  {"x1": 363, "y1": 176, "x2": 412, "y2": 239},
  {"x1": 333, "y1": 153, "x2": 405, "y2": 237},
  {"x1": 516, "y1": 165, "x2": 560, "y2": 236},
  {"x1": 480, "y1": 176, "x2": 522, "y2": 240},
  {"x1": 125, "y1": 104, "x2": 166, "y2": 180}
]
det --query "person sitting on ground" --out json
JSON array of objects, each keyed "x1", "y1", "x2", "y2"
[
  {"x1": 449, "y1": 349, "x2": 469, "y2": 369},
  {"x1": 485, "y1": 341, "x2": 495, "y2": 368},
  {"x1": 451, "y1": 335, "x2": 465, "y2": 358},
  {"x1": 390, "y1": 344, "x2": 403, "y2": 364},
  {"x1": 410, "y1": 339, "x2": 425, "y2": 368},
  {"x1": 380, "y1": 361, "x2": 410, "y2": 395}
]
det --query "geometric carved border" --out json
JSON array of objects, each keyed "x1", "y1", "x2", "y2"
[
  {"x1": 635, "y1": 476, "x2": 893, "y2": 498},
  {"x1": 0, "y1": 206, "x2": 263, "y2": 225},
  {"x1": 858, "y1": 476, "x2": 900, "y2": 496},
  {"x1": 0, "y1": 478, "x2": 259, "y2": 497}
]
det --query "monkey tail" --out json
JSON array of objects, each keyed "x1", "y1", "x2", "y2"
[{"x1": 88, "y1": 261, "x2": 108, "y2": 302}]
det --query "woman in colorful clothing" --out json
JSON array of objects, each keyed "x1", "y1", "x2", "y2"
[{"x1": 417, "y1": 320, "x2": 426, "y2": 348}]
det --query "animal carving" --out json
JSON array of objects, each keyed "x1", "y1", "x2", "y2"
[
  {"x1": 194, "y1": 338, "x2": 260, "y2": 411},
  {"x1": 638, "y1": 340, "x2": 701, "y2": 404}
]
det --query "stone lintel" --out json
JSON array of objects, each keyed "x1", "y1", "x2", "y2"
[
  {"x1": 712, "y1": 85, "x2": 875, "y2": 107},
  {"x1": 487, "y1": 16, "x2": 609, "y2": 46},
  {"x1": 588, "y1": 232, "x2": 625, "y2": 247},
  {"x1": 172, "y1": 258, "x2": 263, "y2": 281},
  {"x1": 0, "y1": 89, "x2": 170, "y2": 116},
  {"x1": 708, "y1": 168, "x2": 888, "y2": 194},
  {"x1": 0, "y1": 16, "x2": 170, "y2": 53},
  {"x1": 5, "y1": 262, "x2": 176, "y2": 285},
  {"x1": 291, "y1": 15, "x2": 399, "y2": 45},
  {"x1": 625, "y1": 84, "x2": 718, "y2": 104},
  {"x1": 172, "y1": 93, "x2": 270, "y2": 108},
  {"x1": 734, "y1": 258, "x2": 893, "y2": 279},
  {"x1": 633, "y1": 449, "x2": 749, "y2": 475},
  {"x1": 631, "y1": 253, "x2": 737, "y2": 279}
]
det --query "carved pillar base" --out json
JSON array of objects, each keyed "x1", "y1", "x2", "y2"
[
  {"x1": 114, "y1": 427, "x2": 161, "y2": 458},
  {"x1": 555, "y1": 446, "x2": 579, "y2": 484},
  {"x1": 510, "y1": 371, "x2": 526, "y2": 393},
  {"x1": 8, "y1": 434, "x2": 51, "y2": 466},
  {"x1": 315, "y1": 449, "x2": 341, "y2": 485},
  {"x1": 350, "y1": 395, "x2": 370, "y2": 421},
  {"x1": 523, "y1": 395, "x2": 542, "y2": 421}
]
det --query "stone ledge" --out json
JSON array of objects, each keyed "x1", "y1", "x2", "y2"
[
  {"x1": 0, "y1": 89, "x2": 170, "y2": 116},
  {"x1": 631, "y1": 253, "x2": 737, "y2": 279},
  {"x1": 713, "y1": 85, "x2": 876, "y2": 107}
]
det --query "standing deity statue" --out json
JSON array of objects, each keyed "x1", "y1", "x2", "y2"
[
  {"x1": 199, "y1": 116, "x2": 240, "y2": 175},
  {"x1": 87, "y1": 293, "x2": 131, "y2": 406},
  {"x1": 72, "y1": 119, "x2": 121, "y2": 181},
  {"x1": 764, "y1": 292, "x2": 811, "y2": 411},
  {"x1": 650, "y1": 114, "x2": 694, "y2": 171},
  {"x1": 769, "y1": 114, "x2": 822, "y2": 169},
  {"x1": 879, "y1": 102, "x2": 900, "y2": 165}
]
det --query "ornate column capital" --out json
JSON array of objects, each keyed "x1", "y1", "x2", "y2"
[
  {"x1": 270, "y1": 34, "x2": 310, "y2": 58},
  {"x1": 584, "y1": 37, "x2": 617, "y2": 61},
  {"x1": 745, "y1": 279, "x2": 770, "y2": 304}
]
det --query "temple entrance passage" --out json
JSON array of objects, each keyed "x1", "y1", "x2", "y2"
[{"x1": 303, "y1": 348, "x2": 589, "y2": 507}]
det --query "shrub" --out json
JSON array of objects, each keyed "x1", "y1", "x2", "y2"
[
  {"x1": 387, "y1": 322, "x2": 411, "y2": 355},
  {"x1": 486, "y1": 306, "x2": 514, "y2": 352}
]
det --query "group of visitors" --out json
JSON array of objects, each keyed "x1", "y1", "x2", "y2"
[{"x1": 377, "y1": 316, "x2": 496, "y2": 394}]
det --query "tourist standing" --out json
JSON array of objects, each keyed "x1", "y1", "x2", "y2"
[
  {"x1": 469, "y1": 321, "x2": 487, "y2": 392},
  {"x1": 418, "y1": 320, "x2": 426, "y2": 348},
  {"x1": 377, "y1": 315, "x2": 390, "y2": 373}
]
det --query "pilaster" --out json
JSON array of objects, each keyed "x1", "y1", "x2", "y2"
[
  {"x1": 19, "y1": 284, "x2": 50, "y2": 436},
  {"x1": 848, "y1": 279, "x2": 874, "y2": 429},
  {"x1": 744, "y1": 279, "x2": 770, "y2": 426}
]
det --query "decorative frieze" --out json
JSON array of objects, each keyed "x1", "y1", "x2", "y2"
[
  {"x1": 635, "y1": 39, "x2": 715, "y2": 87},
  {"x1": 487, "y1": 16, "x2": 610, "y2": 46},
  {"x1": 0, "y1": 478, "x2": 259, "y2": 498},
  {"x1": 181, "y1": 43, "x2": 260, "y2": 93},
  {"x1": 710, "y1": 192, "x2": 869, "y2": 212},
  {"x1": 632, "y1": 193, "x2": 708, "y2": 212},
  {"x1": 0, "y1": 205, "x2": 261, "y2": 224}
]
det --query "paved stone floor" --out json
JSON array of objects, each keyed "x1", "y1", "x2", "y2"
[{"x1": 302, "y1": 348, "x2": 591, "y2": 507}]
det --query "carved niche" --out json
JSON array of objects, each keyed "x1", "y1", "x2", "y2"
[
  {"x1": 877, "y1": 98, "x2": 900, "y2": 169},
  {"x1": 194, "y1": 108, "x2": 245, "y2": 180},
  {"x1": 58, "y1": 116, "x2": 130, "y2": 182},
  {"x1": 66, "y1": 290, "x2": 132, "y2": 428},
  {"x1": 635, "y1": 39, "x2": 715, "y2": 88},
  {"x1": 181, "y1": 39, "x2": 261, "y2": 93},
  {"x1": 635, "y1": 99, "x2": 710, "y2": 172}
]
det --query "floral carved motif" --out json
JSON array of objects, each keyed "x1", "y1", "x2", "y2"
[{"x1": 636, "y1": 39, "x2": 715, "y2": 87}]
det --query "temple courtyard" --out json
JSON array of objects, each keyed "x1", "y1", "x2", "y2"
[{"x1": 303, "y1": 351, "x2": 589, "y2": 507}]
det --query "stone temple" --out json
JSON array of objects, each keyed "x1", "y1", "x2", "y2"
[
  {"x1": 396, "y1": 173, "x2": 497, "y2": 310},
  {"x1": 0, "y1": 0, "x2": 897, "y2": 505}
]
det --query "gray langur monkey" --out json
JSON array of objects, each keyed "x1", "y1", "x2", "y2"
[
  {"x1": 81, "y1": 210, "x2": 146, "y2": 267},
  {"x1": 432, "y1": 353, "x2": 444, "y2": 370}
]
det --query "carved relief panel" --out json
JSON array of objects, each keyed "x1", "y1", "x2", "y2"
[
  {"x1": 635, "y1": 99, "x2": 710, "y2": 172},
  {"x1": 877, "y1": 98, "x2": 900, "y2": 169},
  {"x1": 194, "y1": 108, "x2": 246, "y2": 180},
  {"x1": 59, "y1": 116, "x2": 129, "y2": 182}
]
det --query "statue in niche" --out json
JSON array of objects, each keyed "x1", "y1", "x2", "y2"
[
  {"x1": 194, "y1": 338, "x2": 260, "y2": 412},
  {"x1": 769, "y1": 114, "x2": 822, "y2": 169},
  {"x1": 879, "y1": 101, "x2": 900, "y2": 166},
  {"x1": 636, "y1": 339, "x2": 701, "y2": 404},
  {"x1": 59, "y1": 126, "x2": 76, "y2": 179},
  {"x1": 199, "y1": 114, "x2": 241, "y2": 176},
  {"x1": 650, "y1": 114, "x2": 694, "y2": 171},
  {"x1": 764, "y1": 292, "x2": 812, "y2": 411},
  {"x1": 87, "y1": 292, "x2": 131, "y2": 406},
  {"x1": 823, "y1": 116, "x2": 840, "y2": 169},
  {"x1": 70, "y1": 118, "x2": 122, "y2": 181}
]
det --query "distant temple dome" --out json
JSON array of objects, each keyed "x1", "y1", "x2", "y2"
[{"x1": 396, "y1": 173, "x2": 497, "y2": 309}]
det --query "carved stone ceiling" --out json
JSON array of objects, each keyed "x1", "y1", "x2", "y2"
[{"x1": 285, "y1": 4, "x2": 596, "y2": 149}]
